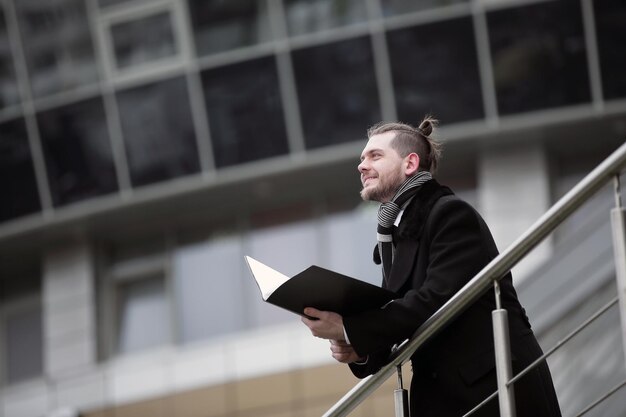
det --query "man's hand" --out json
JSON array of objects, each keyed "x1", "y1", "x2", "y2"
[
  {"x1": 301, "y1": 307, "x2": 344, "y2": 341},
  {"x1": 330, "y1": 340, "x2": 365, "y2": 363}
]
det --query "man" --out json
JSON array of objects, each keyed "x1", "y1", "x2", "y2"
[{"x1": 302, "y1": 117, "x2": 561, "y2": 416}]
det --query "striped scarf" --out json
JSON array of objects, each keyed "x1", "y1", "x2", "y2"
[{"x1": 377, "y1": 171, "x2": 432, "y2": 282}]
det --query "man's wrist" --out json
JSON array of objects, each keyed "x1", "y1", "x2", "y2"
[{"x1": 353, "y1": 355, "x2": 368, "y2": 365}]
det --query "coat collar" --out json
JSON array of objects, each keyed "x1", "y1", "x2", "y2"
[
  {"x1": 385, "y1": 179, "x2": 454, "y2": 293},
  {"x1": 396, "y1": 179, "x2": 454, "y2": 241},
  {"x1": 373, "y1": 179, "x2": 453, "y2": 266}
]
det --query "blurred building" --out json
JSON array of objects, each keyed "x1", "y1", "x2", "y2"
[{"x1": 0, "y1": 0, "x2": 625, "y2": 416}]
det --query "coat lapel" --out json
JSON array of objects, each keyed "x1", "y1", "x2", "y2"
[{"x1": 386, "y1": 239, "x2": 419, "y2": 293}]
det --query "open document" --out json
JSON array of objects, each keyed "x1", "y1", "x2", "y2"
[{"x1": 244, "y1": 256, "x2": 396, "y2": 318}]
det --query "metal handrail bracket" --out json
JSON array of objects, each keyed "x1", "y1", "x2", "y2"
[{"x1": 323, "y1": 141, "x2": 626, "y2": 417}]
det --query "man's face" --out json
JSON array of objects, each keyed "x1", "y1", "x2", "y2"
[{"x1": 358, "y1": 131, "x2": 406, "y2": 202}]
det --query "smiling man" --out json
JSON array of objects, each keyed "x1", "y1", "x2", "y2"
[{"x1": 301, "y1": 117, "x2": 561, "y2": 417}]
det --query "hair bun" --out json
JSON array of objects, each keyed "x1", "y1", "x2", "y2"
[{"x1": 418, "y1": 115, "x2": 438, "y2": 136}]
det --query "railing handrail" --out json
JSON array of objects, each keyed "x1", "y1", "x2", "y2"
[{"x1": 323, "y1": 140, "x2": 626, "y2": 417}]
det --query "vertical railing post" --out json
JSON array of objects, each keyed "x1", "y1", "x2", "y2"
[
  {"x1": 393, "y1": 365, "x2": 410, "y2": 417},
  {"x1": 492, "y1": 280, "x2": 516, "y2": 417},
  {"x1": 610, "y1": 174, "x2": 626, "y2": 367}
]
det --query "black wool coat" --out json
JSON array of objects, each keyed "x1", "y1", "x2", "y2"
[{"x1": 344, "y1": 179, "x2": 561, "y2": 417}]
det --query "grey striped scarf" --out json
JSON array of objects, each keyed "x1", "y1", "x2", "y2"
[{"x1": 377, "y1": 171, "x2": 432, "y2": 281}]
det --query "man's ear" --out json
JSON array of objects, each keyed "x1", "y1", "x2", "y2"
[{"x1": 404, "y1": 153, "x2": 420, "y2": 175}]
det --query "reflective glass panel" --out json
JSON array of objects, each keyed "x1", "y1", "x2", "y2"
[
  {"x1": 380, "y1": 0, "x2": 468, "y2": 17},
  {"x1": 488, "y1": 0, "x2": 590, "y2": 115},
  {"x1": 247, "y1": 217, "x2": 319, "y2": 327},
  {"x1": 116, "y1": 76, "x2": 200, "y2": 187},
  {"x1": 201, "y1": 57, "x2": 289, "y2": 167},
  {"x1": 15, "y1": 0, "x2": 98, "y2": 98},
  {"x1": 37, "y1": 97, "x2": 118, "y2": 207},
  {"x1": 321, "y1": 205, "x2": 381, "y2": 286},
  {"x1": 111, "y1": 11, "x2": 177, "y2": 70},
  {"x1": 117, "y1": 275, "x2": 169, "y2": 354},
  {"x1": 594, "y1": 0, "x2": 626, "y2": 100},
  {"x1": 284, "y1": 0, "x2": 368, "y2": 36},
  {"x1": 6, "y1": 306, "x2": 43, "y2": 384},
  {"x1": 188, "y1": 0, "x2": 271, "y2": 56},
  {"x1": 387, "y1": 17, "x2": 484, "y2": 124},
  {"x1": 292, "y1": 36, "x2": 380, "y2": 149},
  {"x1": 0, "y1": 10, "x2": 19, "y2": 109},
  {"x1": 0, "y1": 118, "x2": 41, "y2": 223},
  {"x1": 173, "y1": 234, "x2": 247, "y2": 343}
]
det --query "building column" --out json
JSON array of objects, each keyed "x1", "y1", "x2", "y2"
[
  {"x1": 43, "y1": 239, "x2": 103, "y2": 414},
  {"x1": 478, "y1": 140, "x2": 552, "y2": 282}
]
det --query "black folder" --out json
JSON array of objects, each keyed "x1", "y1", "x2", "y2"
[{"x1": 245, "y1": 256, "x2": 396, "y2": 318}]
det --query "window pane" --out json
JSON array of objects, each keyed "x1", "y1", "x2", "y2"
[
  {"x1": 188, "y1": 0, "x2": 271, "y2": 56},
  {"x1": 380, "y1": 0, "x2": 468, "y2": 17},
  {"x1": 111, "y1": 12, "x2": 177, "y2": 70},
  {"x1": 15, "y1": 0, "x2": 98, "y2": 98},
  {"x1": 488, "y1": 0, "x2": 590, "y2": 115},
  {"x1": 0, "y1": 118, "x2": 41, "y2": 223},
  {"x1": 6, "y1": 307, "x2": 43, "y2": 384},
  {"x1": 201, "y1": 57, "x2": 289, "y2": 167},
  {"x1": 117, "y1": 276, "x2": 169, "y2": 354},
  {"x1": 292, "y1": 36, "x2": 380, "y2": 149},
  {"x1": 117, "y1": 76, "x2": 200, "y2": 187},
  {"x1": 594, "y1": 0, "x2": 626, "y2": 100},
  {"x1": 284, "y1": 0, "x2": 368, "y2": 36},
  {"x1": 247, "y1": 218, "x2": 319, "y2": 327},
  {"x1": 173, "y1": 235, "x2": 246, "y2": 344},
  {"x1": 0, "y1": 9, "x2": 19, "y2": 109},
  {"x1": 387, "y1": 17, "x2": 484, "y2": 124},
  {"x1": 37, "y1": 97, "x2": 118, "y2": 207}
]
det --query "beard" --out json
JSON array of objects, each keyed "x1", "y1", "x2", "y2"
[{"x1": 360, "y1": 170, "x2": 405, "y2": 202}]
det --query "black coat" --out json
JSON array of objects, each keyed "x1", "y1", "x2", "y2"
[{"x1": 344, "y1": 180, "x2": 561, "y2": 417}]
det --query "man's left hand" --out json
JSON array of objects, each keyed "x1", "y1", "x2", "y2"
[
  {"x1": 330, "y1": 340, "x2": 364, "y2": 363},
  {"x1": 301, "y1": 307, "x2": 344, "y2": 340}
]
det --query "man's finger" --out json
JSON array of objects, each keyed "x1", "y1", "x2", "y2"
[{"x1": 303, "y1": 307, "x2": 323, "y2": 318}]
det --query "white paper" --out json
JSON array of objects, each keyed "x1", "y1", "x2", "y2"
[{"x1": 244, "y1": 256, "x2": 290, "y2": 300}]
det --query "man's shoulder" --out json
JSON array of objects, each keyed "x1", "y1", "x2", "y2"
[{"x1": 397, "y1": 179, "x2": 456, "y2": 239}]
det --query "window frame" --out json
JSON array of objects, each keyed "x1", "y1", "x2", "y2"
[
  {"x1": 100, "y1": 244, "x2": 176, "y2": 358},
  {"x1": 95, "y1": 0, "x2": 191, "y2": 84}
]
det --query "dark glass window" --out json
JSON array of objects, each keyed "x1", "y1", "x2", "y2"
[
  {"x1": 0, "y1": 10, "x2": 19, "y2": 109},
  {"x1": 201, "y1": 57, "x2": 289, "y2": 167},
  {"x1": 111, "y1": 12, "x2": 177, "y2": 70},
  {"x1": 188, "y1": 0, "x2": 271, "y2": 56},
  {"x1": 387, "y1": 17, "x2": 484, "y2": 124},
  {"x1": 0, "y1": 271, "x2": 42, "y2": 385},
  {"x1": 292, "y1": 36, "x2": 380, "y2": 149},
  {"x1": 594, "y1": 0, "x2": 626, "y2": 100},
  {"x1": 0, "y1": 118, "x2": 41, "y2": 223},
  {"x1": 488, "y1": 0, "x2": 590, "y2": 115},
  {"x1": 117, "y1": 76, "x2": 200, "y2": 187},
  {"x1": 284, "y1": 0, "x2": 368, "y2": 36},
  {"x1": 15, "y1": 0, "x2": 98, "y2": 98},
  {"x1": 38, "y1": 97, "x2": 118, "y2": 206},
  {"x1": 116, "y1": 275, "x2": 169, "y2": 354},
  {"x1": 380, "y1": 0, "x2": 468, "y2": 17},
  {"x1": 98, "y1": 0, "x2": 133, "y2": 8}
]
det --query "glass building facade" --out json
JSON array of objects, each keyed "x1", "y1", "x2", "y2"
[{"x1": 1, "y1": 0, "x2": 624, "y2": 224}]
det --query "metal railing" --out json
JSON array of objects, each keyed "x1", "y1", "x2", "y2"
[{"x1": 323, "y1": 140, "x2": 626, "y2": 417}]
